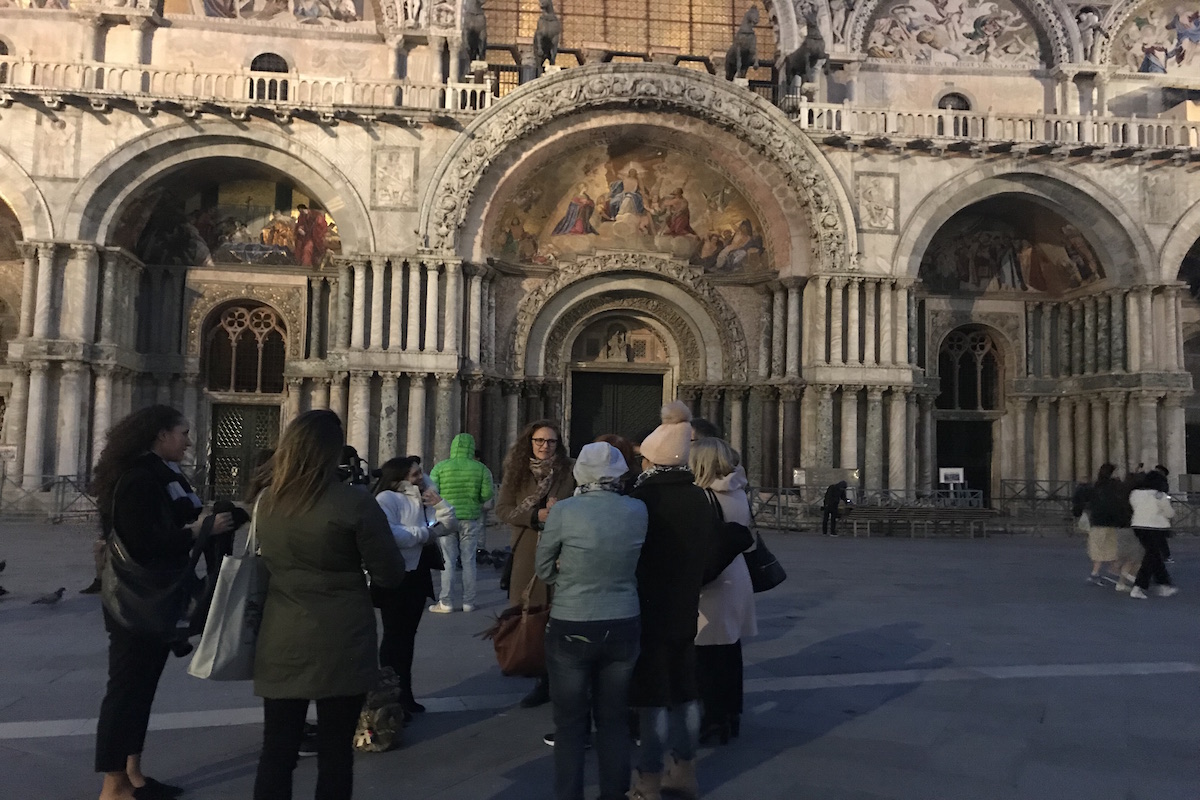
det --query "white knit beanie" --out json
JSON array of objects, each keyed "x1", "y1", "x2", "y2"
[{"x1": 638, "y1": 400, "x2": 694, "y2": 467}]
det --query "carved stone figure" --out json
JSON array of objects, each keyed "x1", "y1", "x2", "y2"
[
  {"x1": 1076, "y1": 8, "x2": 1108, "y2": 63},
  {"x1": 463, "y1": 0, "x2": 487, "y2": 62},
  {"x1": 533, "y1": 0, "x2": 561, "y2": 73},
  {"x1": 784, "y1": 5, "x2": 827, "y2": 86},
  {"x1": 725, "y1": 6, "x2": 759, "y2": 80}
]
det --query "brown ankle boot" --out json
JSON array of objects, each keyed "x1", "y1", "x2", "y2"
[{"x1": 660, "y1": 755, "x2": 698, "y2": 799}]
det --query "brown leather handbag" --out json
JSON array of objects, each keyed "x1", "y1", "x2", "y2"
[{"x1": 478, "y1": 576, "x2": 549, "y2": 677}]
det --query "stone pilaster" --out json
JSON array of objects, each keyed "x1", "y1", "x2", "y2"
[
  {"x1": 465, "y1": 374, "x2": 489, "y2": 440},
  {"x1": 307, "y1": 277, "x2": 324, "y2": 358},
  {"x1": 1070, "y1": 300, "x2": 1084, "y2": 376},
  {"x1": 701, "y1": 385, "x2": 722, "y2": 424},
  {"x1": 1097, "y1": 293, "x2": 1111, "y2": 372},
  {"x1": 864, "y1": 387, "x2": 884, "y2": 494},
  {"x1": 1125, "y1": 291, "x2": 1140, "y2": 373},
  {"x1": 523, "y1": 380, "x2": 544, "y2": 424},
  {"x1": 98, "y1": 251, "x2": 118, "y2": 346},
  {"x1": 1163, "y1": 286, "x2": 1180, "y2": 371},
  {"x1": 1009, "y1": 395, "x2": 1027, "y2": 483},
  {"x1": 1038, "y1": 302, "x2": 1052, "y2": 377}
]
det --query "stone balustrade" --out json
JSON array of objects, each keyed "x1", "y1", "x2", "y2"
[
  {"x1": 788, "y1": 97, "x2": 1200, "y2": 150},
  {"x1": 0, "y1": 56, "x2": 493, "y2": 115}
]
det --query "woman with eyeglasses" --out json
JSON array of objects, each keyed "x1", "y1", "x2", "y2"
[{"x1": 495, "y1": 419, "x2": 576, "y2": 708}]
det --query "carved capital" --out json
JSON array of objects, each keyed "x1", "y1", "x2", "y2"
[{"x1": 779, "y1": 384, "x2": 803, "y2": 402}]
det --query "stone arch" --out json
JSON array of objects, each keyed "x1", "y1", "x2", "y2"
[
  {"x1": 0, "y1": 148, "x2": 54, "y2": 241},
  {"x1": 186, "y1": 286, "x2": 305, "y2": 360},
  {"x1": 1159, "y1": 196, "x2": 1200, "y2": 286},
  {"x1": 201, "y1": 300, "x2": 289, "y2": 394},
  {"x1": 846, "y1": 0, "x2": 1077, "y2": 64},
  {"x1": 61, "y1": 121, "x2": 374, "y2": 253},
  {"x1": 418, "y1": 63, "x2": 855, "y2": 271},
  {"x1": 512, "y1": 253, "x2": 749, "y2": 382},
  {"x1": 544, "y1": 296, "x2": 700, "y2": 381},
  {"x1": 894, "y1": 162, "x2": 1152, "y2": 286},
  {"x1": 925, "y1": 314, "x2": 1023, "y2": 386}
]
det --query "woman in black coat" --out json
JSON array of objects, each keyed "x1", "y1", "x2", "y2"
[{"x1": 91, "y1": 405, "x2": 233, "y2": 800}]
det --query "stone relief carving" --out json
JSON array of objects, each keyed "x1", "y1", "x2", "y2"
[
  {"x1": 33, "y1": 114, "x2": 80, "y2": 179},
  {"x1": 855, "y1": 172, "x2": 897, "y2": 232},
  {"x1": 926, "y1": 308, "x2": 1024, "y2": 379},
  {"x1": 543, "y1": 295, "x2": 703, "y2": 381},
  {"x1": 373, "y1": 147, "x2": 419, "y2": 209},
  {"x1": 507, "y1": 252, "x2": 749, "y2": 382},
  {"x1": 185, "y1": 283, "x2": 306, "y2": 359},
  {"x1": 419, "y1": 64, "x2": 850, "y2": 271}
]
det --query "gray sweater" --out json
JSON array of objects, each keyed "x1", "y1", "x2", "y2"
[{"x1": 535, "y1": 490, "x2": 647, "y2": 622}]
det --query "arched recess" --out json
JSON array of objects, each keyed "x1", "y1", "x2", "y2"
[
  {"x1": 0, "y1": 149, "x2": 54, "y2": 241},
  {"x1": 545, "y1": 295, "x2": 698, "y2": 381},
  {"x1": 894, "y1": 162, "x2": 1152, "y2": 286},
  {"x1": 202, "y1": 302, "x2": 288, "y2": 395},
  {"x1": 419, "y1": 63, "x2": 855, "y2": 271},
  {"x1": 926, "y1": 314, "x2": 1022, "y2": 385},
  {"x1": 1160, "y1": 197, "x2": 1200, "y2": 288},
  {"x1": 512, "y1": 253, "x2": 749, "y2": 383},
  {"x1": 846, "y1": 0, "x2": 1077, "y2": 64},
  {"x1": 464, "y1": 112, "x2": 813, "y2": 275},
  {"x1": 186, "y1": 286, "x2": 305, "y2": 361},
  {"x1": 61, "y1": 121, "x2": 374, "y2": 253}
]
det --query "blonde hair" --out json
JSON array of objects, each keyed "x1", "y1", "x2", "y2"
[
  {"x1": 689, "y1": 437, "x2": 736, "y2": 489},
  {"x1": 263, "y1": 410, "x2": 343, "y2": 516}
]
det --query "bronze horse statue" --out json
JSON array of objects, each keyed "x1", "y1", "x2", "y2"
[
  {"x1": 533, "y1": 0, "x2": 561, "y2": 74},
  {"x1": 725, "y1": 6, "x2": 759, "y2": 80},
  {"x1": 782, "y1": 7, "x2": 827, "y2": 87},
  {"x1": 463, "y1": 0, "x2": 487, "y2": 62}
]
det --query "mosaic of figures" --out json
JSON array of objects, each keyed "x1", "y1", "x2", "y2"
[
  {"x1": 197, "y1": 0, "x2": 365, "y2": 23},
  {"x1": 920, "y1": 207, "x2": 1105, "y2": 294},
  {"x1": 865, "y1": 0, "x2": 1042, "y2": 65},
  {"x1": 493, "y1": 144, "x2": 768, "y2": 273},
  {"x1": 118, "y1": 179, "x2": 341, "y2": 268},
  {"x1": 0, "y1": 201, "x2": 20, "y2": 262},
  {"x1": 1113, "y1": 2, "x2": 1200, "y2": 74}
]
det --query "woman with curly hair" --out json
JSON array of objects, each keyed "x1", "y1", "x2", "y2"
[
  {"x1": 495, "y1": 418, "x2": 576, "y2": 707},
  {"x1": 91, "y1": 405, "x2": 234, "y2": 800}
]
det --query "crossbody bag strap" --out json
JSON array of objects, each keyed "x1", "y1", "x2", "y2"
[
  {"x1": 705, "y1": 488, "x2": 725, "y2": 522},
  {"x1": 243, "y1": 496, "x2": 263, "y2": 557}
]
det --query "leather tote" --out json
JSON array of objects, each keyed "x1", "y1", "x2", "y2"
[
  {"x1": 743, "y1": 532, "x2": 787, "y2": 593},
  {"x1": 478, "y1": 575, "x2": 549, "y2": 677}
]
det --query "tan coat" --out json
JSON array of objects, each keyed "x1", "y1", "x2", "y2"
[{"x1": 495, "y1": 464, "x2": 575, "y2": 607}]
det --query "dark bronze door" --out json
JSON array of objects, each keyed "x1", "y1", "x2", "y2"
[
  {"x1": 569, "y1": 371, "x2": 663, "y2": 456},
  {"x1": 209, "y1": 404, "x2": 280, "y2": 500}
]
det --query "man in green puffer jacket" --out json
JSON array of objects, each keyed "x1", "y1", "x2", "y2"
[{"x1": 428, "y1": 433, "x2": 495, "y2": 613}]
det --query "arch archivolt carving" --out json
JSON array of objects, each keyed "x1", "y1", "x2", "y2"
[
  {"x1": 0, "y1": 148, "x2": 54, "y2": 241},
  {"x1": 544, "y1": 296, "x2": 703, "y2": 382},
  {"x1": 510, "y1": 253, "x2": 749, "y2": 383},
  {"x1": 1097, "y1": 0, "x2": 1162, "y2": 67},
  {"x1": 925, "y1": 310, "x2": 1023, "y2": 382},
  {"x1": 846, "y1": 0, "x2": 1075, "y2": 64},
  {"x1": 187, "y1": 286, "x2": 304, "y2": 360},
  {"x1": 1158, "y1": 196, "x2": 1200, "y2": 285},
  {"x1": 419, "y1": 63, "x2": 854, "y2": 271}
]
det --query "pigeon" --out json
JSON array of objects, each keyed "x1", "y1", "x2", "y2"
[
  {"x1": 0, "y1": 585, "x2": 8, "y2": 597},
  {"x1": 31, "y1": 587, "x2": 66, "y2": 605},
  {"x1": 0, "y1": 559, "x2": 6, "y2": 573}
]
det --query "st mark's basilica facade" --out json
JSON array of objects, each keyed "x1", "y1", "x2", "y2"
[{"x1": 2, "y1": 0, "x2": 1200, "y2": 502}]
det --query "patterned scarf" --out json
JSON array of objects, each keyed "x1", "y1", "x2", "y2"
[
  {"x1": 633, "y1": 464, "x2": 693, "y2": 490},
  {"x1": 576, "y1": 476, "x2": 626, "y2": 496},
  {"x1": 514, "y1": 457, "x2": 557, "y2": 517}
]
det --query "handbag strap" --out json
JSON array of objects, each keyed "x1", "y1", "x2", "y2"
[
  {"x1": 518, "y1": 574, "x2": 539, "y2": 611},
  {"x1": 242, "y1": 496, "x2": 263, "y2": 557},
  {"x1": 705, "y1": 488, "x2": 725, "y2": 523}
]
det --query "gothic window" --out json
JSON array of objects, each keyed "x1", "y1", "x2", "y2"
[
  {"x1": 204, "y1": 304, "x2": 287, "y2": 394},
  {"x1": 249, "y1": 53, "x2": 289, "y2": 102},
  {"x1": 937, "y1": 327, "x2": 1000, "y2": 411},
  {"x1": 937, "y1": 93, "x2": 971, "y2": 111},
  {"x1": 936, "y1": 93, "x2": 971, "y2": 136}
]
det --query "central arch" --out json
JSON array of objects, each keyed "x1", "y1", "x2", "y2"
[{"x1": 419, "y1": 63, "x2": 855, "y2": 271}]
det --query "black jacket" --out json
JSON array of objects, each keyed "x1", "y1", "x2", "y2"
[
  {"x1": 630, "y1": 469, "x2": 718, "y2": 641},
  {"x1": 107, "y1": 453, "x2": 202, "y2": 571},
  {"x1": 1087, "y1": 477, "x2": 1133, "y2": 528}
]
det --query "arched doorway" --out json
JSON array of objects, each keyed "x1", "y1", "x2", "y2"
[
  {"x1": 935, "y1": 325, "x2": 1003, "y2": 503},
  {"x1": 201, "y1": 301, "x2": 286, "y2": 499}
]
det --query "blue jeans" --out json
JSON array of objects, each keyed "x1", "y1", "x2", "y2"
[
  {"x1": 635, "y1": 702, "x2": 700, "y2": 774},
  {"x1": 546, "y1": 616, "x2": 641, "y2": 800},
  {"x1": 437, "y1": 518, "x2": 482, "y2": 606}
]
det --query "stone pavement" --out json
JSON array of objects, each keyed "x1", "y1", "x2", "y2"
[{"x1": 0, "y1": 520, "x2": 1196, "y2": 800}]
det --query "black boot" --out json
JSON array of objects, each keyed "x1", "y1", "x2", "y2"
[{"x1": 520, "y1": 675, "x2": 550, "y2": 708}]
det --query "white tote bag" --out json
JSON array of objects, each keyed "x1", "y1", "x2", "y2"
[{"x1": 188, "y1": 500, "x2": 269, "y2": 681}]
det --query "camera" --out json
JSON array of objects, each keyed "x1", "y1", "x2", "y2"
[{"x1": 337, "y1": 445, "x2": 370, "y2": 486}]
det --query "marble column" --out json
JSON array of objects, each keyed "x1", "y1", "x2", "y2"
[
  {"x1": 23, "y1": 360, "x2": 49, "y2": 486},
  {"x1": 1126, "y1": 392, "x2": 1141, "y2": 472},
  {"x1": 1083, "y1": 295, "x2": 1097, "y2": 374},
  {"x1": 308, "y1": 277, "x2": 324, "y2": 357},
  {"x1": 329, "y1": 372, "x2": 348, "y2": 424},
  {"x1": 701, "y1": 385, "x2": 722, "y2": 424},
  {"x1": 1164, "y1": 395, "x2": 1186, "y2": 489},
  {"x1": 96, "y1": 253, "x2": 118, "y2": 346},
  {"x1": 879, "y1": 280, "x2": 894, "y2": 367},
  {"x1": 1056, "y1": 397, "x2": 1073, "y2": 483},
  {"x1": 523, "y1": 381, "x2": 543, "y2": 425},
  {"x1": 1125, "y1": 291, "x2": 1141, "y2": 373},
  {"x1": 1039, "y1": 303, "x2": 1052, "y2": 377},
  {"x1": 846, "y1": 279, "x2": 861, "y2": 365},
  {"x1": 771, "y1": 286, "x2": 785, "y2": 377},
  {"x1": 780, "y1": 385, "x2": 801, "y2": 487},
  {"x1": 1109, "y1": 291, "x2": 1125, "y2": 373},
  {"x1": 887, "y1": 389, "x2": 907, "y2": 493},
  {"x1": 905, "y1": 392, "x2": 918, "y2": 494},
  {"x1": 1059, "y1": 304, "x2": 1073, "y2": 377},
  {"x1": 1024, "y1": 303, "x2": 1036, "y2": 376},
  {"x1": 335, "y1": 261, "x2": 352, "y2": 349},
  {"x1": 1163, "y1": 286, "x2": 1180, "y2": 371},
  {"x1": 829, "y1": 278, "x2": 845, "y2": 365},
  {"x1": 757, "y1": 290, "x2": 771, "y2": 380},
  {"x1": 1070, "y1": 300, "x2": 1084, "y2": 376},
  {"x1": 756, "y1": 386, "x2": 779, "y2": 486},
  {"x1": 349, "y1": 260, "x2": 368, "y2": 350},
  {"x1": 6, "y1": 367, "x2": 28, "y2": 472},
  {"x1": 502, "y1": 380, "x2": 521, "y2": 455},
  {"x1": 467, "y1": 271, "x2": 483, "y2": 364},
  {"x1": 444, "y1": 262, "x2": 461, "y2": 354},
  {"x1": 53, "y1": 363, "x2": 85, "y2": 477},
  {"x1": 1138, "y1": 288, "x2": 1154, "y2": 370},
  {"x1": 814, "y1": 277, "x2": 829, "y2": 365},
  {"x1": 32, "y1": 245, "x2": 55, "y2": 340},
  {"x1": 799, "y1": 385, "x2": 817, "y2": 468},
  {"x1": 1138, "y1": 392, "x2": 1160, "y2": 468},
  {"x1": 434, "y1": 373, "x2": 457, "y2": 462},
  {"x1": 897, "y1": 283, "x2": 911, "y2": 364},
  {"x1": 388, "y1": 261, "x2": 405, "y2": 351},
  {"x1": 729, "y1": 388, "x2": 745, "y2": 457},
  {"x1": 485, "y1": 276, "x2": 497, "y2": 367},
  {"x1": 1097, "y1": 294, "x2": 1111, "y2": 372},
  {"x1": 407, "y1": 262, "x2": 422, "y2": 351},
  {"x1": 347, "y1": 371, "x2": 372, "y2": 457},
  {"x1": 864, "y1": 388, "x2": 884, "y2": 494},
  {"x1": 864, "y1": 280, "x2": 878, "y2": 366},
  {"x1": 1106, "y1": 393, "x2": 1126, "y2": 474},
  {"x1": 465, "y1": 375, "x2": 487, "y2": 440},
  {"x1": 18, "y1": 243, "x2": 36, "y2": 338},
  {"x1": 311, "y1": 378, "x2": 331, "y2": 410},
  {"x1": 544, "y1": 381, "x2": 563, "y2": 423},
  {"x1": 816, "y1": 386, "x2": 834, "y2": 467},
  {"x1": 284, "y1": 377, "x2": 304, "y2": 425},
  {"x1": 1034, "y1": 397, "x2": 1051, "y2": 488},
  {"x1": 1073, "y1": 395, "x2": 1089, "y2": 481},
  {"x1": 406, "y1": 372, "x2": 427, "y2": 459},
  {"x1": 1010, "y1": 396, "x2": 1027, "y2": 482},
  {"x1": 369, "y1": 261, "x2": 386, "y2": 350},
  {"x1": 1174, "y1": 288, "x2": 1185, "y2": 369},
  {"x1": 181, "y1": 373, "x2": 201, "y2": 467},
  {"x1": 1089, "y1": 396, "x2": 1106, "y2": 480},
  {"x1": 840, "y1": 385, "x2": 860, "y2": 471},
  {"x1": 424, "y1": 262, "x2": 440, "y2": 352},
  {"x1": 785, "y1": 282, "x2": 802, "y2": 377},
  {"x1": 918, "y1": 393, "x2": 934, "y2": 491}
]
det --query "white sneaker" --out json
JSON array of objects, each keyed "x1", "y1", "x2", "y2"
[
  {"x1": 428, "y1": 602, "x2": 455, "y2": 613},
  {"x1": 462, "y1": 603, "x2": 476, "y2": 612},
  {"x1": 1116, "y1": 582, "x2": 1132, "y2": 593},
  {"x1": 1152, "y1": 585, "x2": 1179, "y2": 597},
  {"x1": 1130, "y1": 586, "x2": 1148, "y2": 599}
]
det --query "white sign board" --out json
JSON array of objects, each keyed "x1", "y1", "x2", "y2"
[{"x1": 939, "y1": 467, "x2": 965, "y2": 485}]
